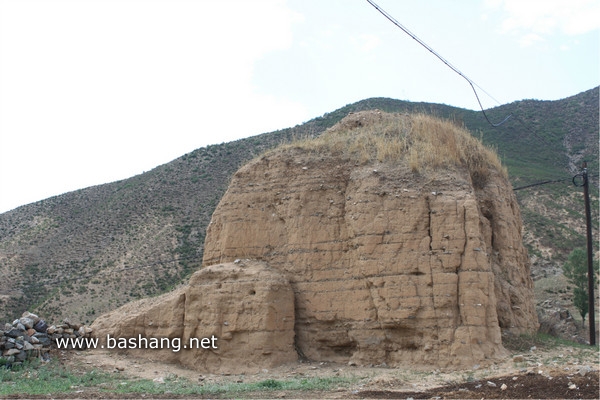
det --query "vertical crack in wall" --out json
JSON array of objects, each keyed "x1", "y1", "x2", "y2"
[
  {"x1": 426, "y1": 196, "x2": 433, "y2": 252},
  {"x1": 366, "y1": 280, "x2": 382, "y2": 327},
  {"x1": 462, "y1": 203, "x2": 475, "y2": 362},
  {"x1": 426, "y1": 195, "x2": 441, "y2": 362},
  {"x1": 457, "y1": 204, "x2": 467, "y2": 327},
  {"x1": 180, "y1": 292, "x2": 187, "y2": 339}
]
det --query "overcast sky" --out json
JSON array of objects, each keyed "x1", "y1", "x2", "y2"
[{"x1": 0, "y1": 0, "x2": 598, "y2": 213}]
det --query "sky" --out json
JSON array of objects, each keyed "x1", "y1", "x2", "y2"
[{"x1": 0, "y1": 0, "x2": 598, "y2": 213}]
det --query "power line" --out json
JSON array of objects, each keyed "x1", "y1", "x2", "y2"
[
  {"x1": 365, "y1": 0, "x2": 561, "y2": 147},
  {"x1": 513, "y1": 173, "x2": 599, "y2": 191},
  {"x1": 512, "y1": 176, "x2": 572, "y2": 191},
  {"x1": 365, "y1": 0, "x2": 511, "y2": 128}
]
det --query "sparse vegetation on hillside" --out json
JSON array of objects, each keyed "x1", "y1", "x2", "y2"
[{"x1": 0, "y1": 87, "x2": 597, "y2": 323}]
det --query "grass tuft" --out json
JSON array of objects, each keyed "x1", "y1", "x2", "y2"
[
  {"x1": 276, "y1": 110, "x2": 507, "y2": 188},
  {"x1": 503, "y1": 331, "x2": 599, "y2": 353},
  {"x1": 0, "y1": 357, "x2": 356, "y2": 397}
]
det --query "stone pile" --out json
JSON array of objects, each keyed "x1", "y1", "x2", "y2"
[{"x1": 1, "y1": 311, "x2": 93, "y2": 367}]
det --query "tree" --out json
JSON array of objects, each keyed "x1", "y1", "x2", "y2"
[{"x1": 562, "y1": 248, "x2": 599, "y2": 328}]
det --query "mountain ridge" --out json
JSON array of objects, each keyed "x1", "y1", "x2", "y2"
[{"x1": 0, "y1": 87, "x2": 597, "y2": 323}]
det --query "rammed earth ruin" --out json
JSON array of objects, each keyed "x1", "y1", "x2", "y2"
[{"x1": 92, "y1": 111, "x2": 538, "y2": 373}]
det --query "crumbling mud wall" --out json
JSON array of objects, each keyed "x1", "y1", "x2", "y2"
[
  {"x1": 92, "y1": 260, "x2": 296, "y2": 374},
  {"x1": 93, "y1": 111, "x2": 538, "y2": 372},
  {"x1": 202, "y1": 112, "x2": 538, "y2": 368}
]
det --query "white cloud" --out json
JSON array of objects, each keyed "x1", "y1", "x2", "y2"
[
  {"x1": 0, "y1": 0, "x2": 307, "y2": 212},
  {"x1": 519, "y1": 32, "x2": 544, "y2": 47},
  {"x1": 486, "y1": 0, "x2": 600, "y2": 46},
  {"x1": 353, "y1": 33, "x2": 381, "y2": 52}
]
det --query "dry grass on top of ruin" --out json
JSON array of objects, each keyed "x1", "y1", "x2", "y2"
[{"x1": 278, "y1": 110, "x2": 507, "y2": 187}]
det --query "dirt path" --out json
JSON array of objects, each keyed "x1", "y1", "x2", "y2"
[{"x1": 53, "y1": 342, "x2": 599, "y2": 399}]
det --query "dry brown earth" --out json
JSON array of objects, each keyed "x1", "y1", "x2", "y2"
[
  {"x1": 91, "y1": 260, "x2": 296, "y2": 374},
  {"x1": 38, "y1": 343, "x2": 598, "y2": 399},
  {"x1": 90, "y1": 111, "x2": 540, "y2": 375},
  {"x1": 202, "y1": 111, "x2": 538, "y2": 368}
]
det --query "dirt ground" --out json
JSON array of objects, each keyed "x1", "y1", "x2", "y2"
[{"x1": 40, "y1": 342, "x2": 598, "y2": 399}]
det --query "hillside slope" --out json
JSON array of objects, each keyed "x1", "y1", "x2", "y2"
[{"x1": 0, "y1": 88, "x2": 597, "y2": 323}]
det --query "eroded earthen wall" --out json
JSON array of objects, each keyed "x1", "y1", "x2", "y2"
[
  {"x1": 92, "y1": 261, "x2": 296, "y2": 374},
  {"x1": 202, "y1": 149, "x2": 537, "y2": 368}
]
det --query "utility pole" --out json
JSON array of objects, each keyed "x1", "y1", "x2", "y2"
[
  {"x1": 574, "y1": 161, "x2": 596, "y2": 345},
  {"x1": 581, "y1": 162, "x2": 596, "y2": 345},
  {"x1": 516, "y1": 163, "x2": 597, "y2": 345}
]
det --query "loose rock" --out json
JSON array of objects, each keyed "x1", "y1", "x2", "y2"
[
  {"x1": 0, "y1": 311, "x2": 92, "y2": 367},
  {"x1": 512, "y1": 355, "x2": 525, "y2": 363}
]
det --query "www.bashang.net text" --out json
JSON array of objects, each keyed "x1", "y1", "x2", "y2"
[{"x1": 55, "y1": 334, "x2": 218, "y2": 353}]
